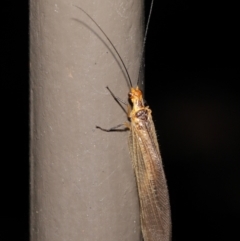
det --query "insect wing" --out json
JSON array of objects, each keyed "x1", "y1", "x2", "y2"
[{"x1": 129, "y1": 112, "x2": 171, "y2": 241}]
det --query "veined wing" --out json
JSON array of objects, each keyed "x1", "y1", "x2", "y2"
[{"x1": 129, "y1": 112, "x2": 171, "y2": 241}]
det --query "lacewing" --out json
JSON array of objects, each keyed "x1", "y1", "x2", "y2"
[
  {"x1": 76, "y1": 2, "x2": 171, "y2": 240},
  {"x1": 128, "y1": 87, "x2": 171, "y2": 241}
]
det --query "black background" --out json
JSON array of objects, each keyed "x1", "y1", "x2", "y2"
[
  {"x1": 1, "y1": 1, "x2": 29, "y2": 241},
  {"x1": 1, "y1": 0, "x2": 240, "y2": 240},
  {"x1": 145, "y1": 0, "x2": 240, "y2": 240}
]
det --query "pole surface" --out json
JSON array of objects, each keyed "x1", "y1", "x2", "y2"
[{"x1": 30, "y1": 0, "x2": 144, "y2": 240}]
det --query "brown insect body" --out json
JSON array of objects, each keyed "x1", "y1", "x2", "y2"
[{"x1": 129, "y1": 87, "x2": 171, "y2": 241}]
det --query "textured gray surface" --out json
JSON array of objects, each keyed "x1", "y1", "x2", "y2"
[{"x1": 30, "y1": 0, "x2": 144, "y2": 240}]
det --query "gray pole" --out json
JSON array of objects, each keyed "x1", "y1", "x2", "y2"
[{"x1": 30, "y1": 0, "x2": 144, "y2": 240}]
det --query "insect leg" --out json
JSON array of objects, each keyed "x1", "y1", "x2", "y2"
[{"x1": 96, "y1": 124, "x2": 129, "y2": 132}]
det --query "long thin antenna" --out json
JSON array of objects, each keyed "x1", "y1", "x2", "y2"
[
  {"x1": 74, "y1": 5, "x2": 133, "y2": 88},
  {"x1": 137, "y1": 0, "x2": 155, "y2": 86}
]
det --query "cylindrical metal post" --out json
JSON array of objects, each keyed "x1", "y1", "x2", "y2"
[{"x1": 30, "y1": 0, "x2": 143, "y2": 240}]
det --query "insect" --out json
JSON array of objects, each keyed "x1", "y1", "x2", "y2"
[{"x1": 76, "y1": 1, "x2": 171, "y2": 240}]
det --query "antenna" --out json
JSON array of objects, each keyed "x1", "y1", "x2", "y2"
[
  {"x1": 74, "y1": 5, "x2": 133, "y2": 88},
  {"x1": 137, "y1": 0, "x2": 155, "y2": 86},
  {"x1": 74, "y1": 0, "x2": 155, "y2": 89}
]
